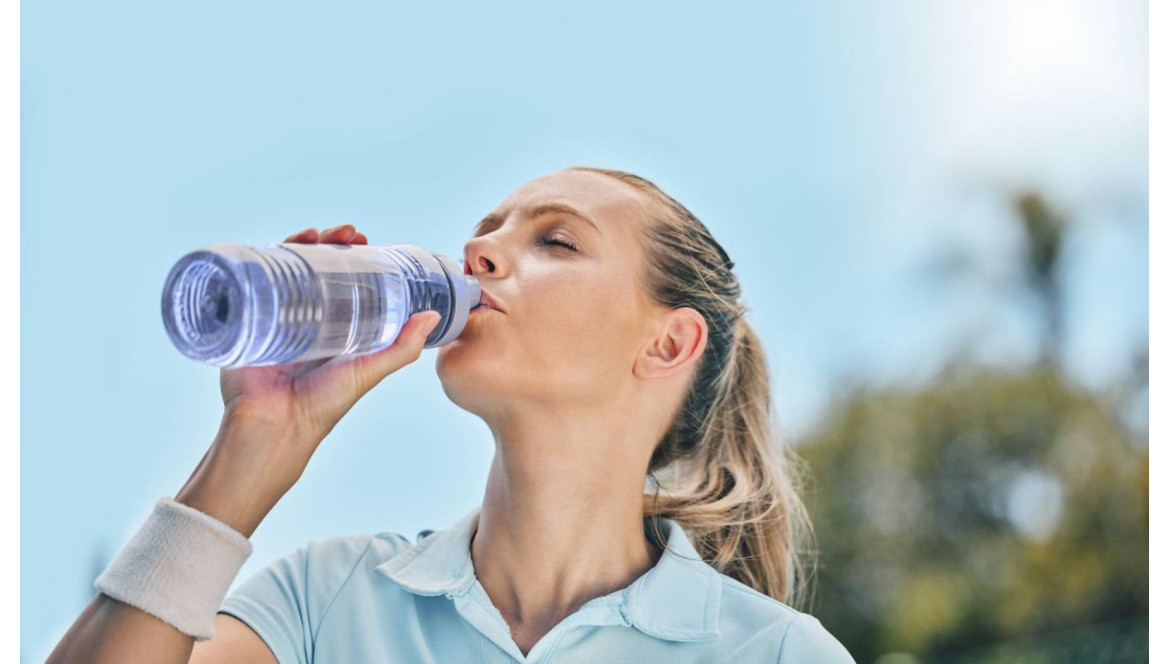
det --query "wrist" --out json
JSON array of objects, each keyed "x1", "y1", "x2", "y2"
[
  {"x1": 94, "y1": 496, "x2": 254, "y2": 641},
  {"x1": 176, "y1": 435, "x2": 288, "y2": 539},
  {"x1": 174, "y1": 479, "x2": 268, "y2": 540}
]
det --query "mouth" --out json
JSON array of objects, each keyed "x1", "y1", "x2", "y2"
[{"x1": 473, "y1": 289, "x2": 506, "y2": 314}]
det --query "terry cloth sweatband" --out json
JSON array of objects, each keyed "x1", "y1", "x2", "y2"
[{"x1": 94, "y1": 496, "x2": 254, "y2": 641}]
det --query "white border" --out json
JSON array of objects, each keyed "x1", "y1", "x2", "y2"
[{"x1": 7, "y1": 0, "x2": 21, "y2": 658}]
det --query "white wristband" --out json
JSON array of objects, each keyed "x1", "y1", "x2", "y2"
[{"x1": 94, "y1": 496, "x2": 254, "y2": 641}]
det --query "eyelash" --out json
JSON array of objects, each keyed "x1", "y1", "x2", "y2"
[{"x1": 540, "y1": 235, "x2": 579, "y2": 252}]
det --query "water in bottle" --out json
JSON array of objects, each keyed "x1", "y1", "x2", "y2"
[{"x1": 161, "y1": 242, "x2": 481, "y2": 368}]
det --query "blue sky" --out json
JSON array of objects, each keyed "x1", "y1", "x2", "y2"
[{"x1": 21, "y1": 0, "x2": 1147, "y2": 658}]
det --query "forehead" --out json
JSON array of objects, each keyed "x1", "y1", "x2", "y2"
[{"x1": 493, "y1": 170, "x2": 651, "y2": 233}]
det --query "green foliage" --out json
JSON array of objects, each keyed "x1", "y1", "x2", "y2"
[
  {"x1": 798, "y1": 363, "x2": 1147, "y2": 661},
  {"x1": 793, "y1": 190, "x2": 1147, "y2": 662}
]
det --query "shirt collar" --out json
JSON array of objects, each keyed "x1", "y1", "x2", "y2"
[{"x1": 373, "y1": 503, "x2": 723, "y2": 641}]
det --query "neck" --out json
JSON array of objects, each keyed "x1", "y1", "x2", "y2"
[{"x1": 469, "y1": 412, "x2": 663, "y2": 640}]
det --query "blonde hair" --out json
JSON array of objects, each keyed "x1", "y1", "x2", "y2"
[{"x1": 567, "y1": 166, "x2": 816, "y2": 609}]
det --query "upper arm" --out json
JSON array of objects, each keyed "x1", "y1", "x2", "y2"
[
  {"x1": 777, "y1": 613, "x2": 856, "y2": 664},
  {"x1": 189, "y1": 613, "x2": 279, "y2": 664},
  {"x1": 214, "y1": 543, "x2": 314, "y2": 664},
  {"x1": 210, "y1": 534, "x2": 384, "y2": 664}
]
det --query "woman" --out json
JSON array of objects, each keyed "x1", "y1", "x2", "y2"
[{"x1": 49, "y1": 167, "x2": 854, "y2": 662}]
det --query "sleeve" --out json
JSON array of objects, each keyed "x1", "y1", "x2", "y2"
[
  {"x1": 215, "y1": 534, "x2": 377, "y2": 664},
  {"x1": 777, "y1": 613, "x2": 856, "y2": 664}
]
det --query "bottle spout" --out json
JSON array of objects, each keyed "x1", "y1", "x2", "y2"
[
  {"x1": 466, "y1": 275, "x2": 483, "y2": 307},
  {"x1": 425, "y1": 251, "x2": 482, "y2": 347}
]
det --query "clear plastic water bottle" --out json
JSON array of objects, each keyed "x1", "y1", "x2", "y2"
[{"x1": 161, "y1": 242, "x2": 481, "y2": 368}]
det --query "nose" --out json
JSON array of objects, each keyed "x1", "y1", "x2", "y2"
[{"x1": 463, "y1": 243, "x2": 499, "y2": 276}]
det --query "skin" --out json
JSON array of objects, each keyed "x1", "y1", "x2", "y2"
[
  {"x1": 47, "y1": 169, "x2": 709, "y2": 662},
  {"x1": 436, "y1": 169, "x2": 709, "y2": 654}
]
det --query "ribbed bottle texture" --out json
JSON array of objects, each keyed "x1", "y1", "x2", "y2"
[
  {"x1": 161, "y1": 242, "x2": 480, "y2": 368},
  {"x1": 249, "y1": 246, "x2": 322, "y2": 365}
]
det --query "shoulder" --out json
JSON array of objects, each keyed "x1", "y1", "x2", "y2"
[
  {"x1": 223, "y1": 530, "x2": 415, "y2": 616},
  {"x1": 225, "y1": 530, "x2": 412, "y2": 597},
  {"x1": 287, "y1": 530, "x2": 416, "y2": 592},
  {"x1": 716, "y1": 575, "x2": 856, "y2": 663},
  {"x1": 218, "y1": 531, "x2": 416, "y2": 663},
  {"x1": 301, "y1": 530, "x2": 413, "y2": 567}
]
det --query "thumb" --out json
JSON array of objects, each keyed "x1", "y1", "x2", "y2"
[{"x1": 353, "y1": 311, "x2": 442, "y2": 394}]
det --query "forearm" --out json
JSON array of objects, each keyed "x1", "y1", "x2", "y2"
[
  {"x1": 48, "y1": 593, "x2": 197, "y2": 664},
  {"x1": 48, "y1": 461, "x2": 262, "y2": 663},
  {"x1": 173, "y1": 424, "x2": 290, "y2": 540}
]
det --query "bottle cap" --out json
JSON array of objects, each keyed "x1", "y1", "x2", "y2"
[
  {"x1": 431, "y1": 252, "x2": 481, "y2": 346},
  {"x1": 393, "y1": 244, "x2": 482, "y2": 348}
]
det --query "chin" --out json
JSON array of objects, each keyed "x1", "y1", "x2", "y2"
[
  {"x1": 436, "y1": 365, "x2": 509, "y2": 419},
  {"x1": 436, "y1": 343, "x2": 506, "y2": 395}
]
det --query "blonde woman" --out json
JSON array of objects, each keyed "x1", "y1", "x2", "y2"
[{"x1": 50, "y1": 167, "x2": 854, "y2": 663}]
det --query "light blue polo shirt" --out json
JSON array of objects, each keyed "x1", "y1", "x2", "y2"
[{"x1": 217, "y1": 503, "x2": 855, "y2": 663}]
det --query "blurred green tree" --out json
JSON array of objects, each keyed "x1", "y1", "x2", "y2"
[{"x1": 796, "y1": 192, "x2": 1148, "y2": 662}]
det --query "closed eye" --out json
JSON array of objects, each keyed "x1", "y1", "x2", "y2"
[{"x1": 541, "y1": 235, "x2": 579, "y2": 252}]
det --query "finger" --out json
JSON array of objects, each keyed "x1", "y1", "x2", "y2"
[
  {"x1": 352, "y1": 311, "x2": 442, "y2": 395},
  {"x1": 352, "y1": 232, "x2": 369, "y2": 245},
  {"x1": 321, "y1": 224, "x2": 356, "y2": 244},
  {"x1": 284, "y1": 228, "x2": 319, "y2": 243}
]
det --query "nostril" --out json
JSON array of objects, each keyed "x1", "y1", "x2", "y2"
[{"x1": 464, "y1": 257, "x2": 495, "y2": 274}]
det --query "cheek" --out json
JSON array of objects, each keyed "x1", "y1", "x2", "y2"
[{"x1": 523, "y1": 276, "x2": 638, "y2": 371}]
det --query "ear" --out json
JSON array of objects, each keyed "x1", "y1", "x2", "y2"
[{"x1": 633, "y1": 307, "x2": 707, "y2": 380}]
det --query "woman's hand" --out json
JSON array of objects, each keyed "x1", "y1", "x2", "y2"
[
  {"x1": 49, "y1": 224, "x2": 441, "y2": 664},
  {"x1": 175, "y1": 224, "x2": 442, "y2": 537}
]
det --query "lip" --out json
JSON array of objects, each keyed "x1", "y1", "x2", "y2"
[{"x1": 473, "y1": 288, "x2": 506, "y2": 313}]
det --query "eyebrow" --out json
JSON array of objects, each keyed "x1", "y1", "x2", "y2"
[{"x1": 472, "y1": 202, "x2": 603, "y2": 238}]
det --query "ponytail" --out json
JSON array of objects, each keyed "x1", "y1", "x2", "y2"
[
  {"x1": 644, "y1": 317, "x2": 815, "y2": 608},
  {"x1": 567, "y1": 166, "x2": 817, "y2": 608}
]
